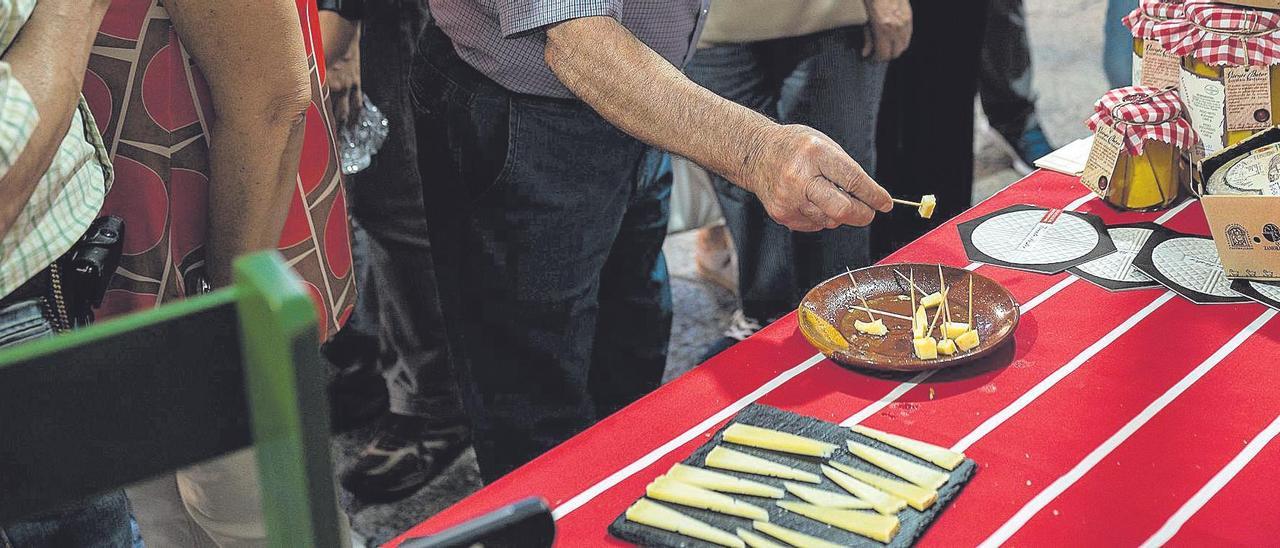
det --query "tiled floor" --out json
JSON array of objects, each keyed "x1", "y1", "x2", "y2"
[{"x1": 341, "y1": 1, "x2": 1113, "y2": 543}]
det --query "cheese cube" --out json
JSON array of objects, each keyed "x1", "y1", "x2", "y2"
[
  {"x1": 937, "y1": 338, "x2": 957, "y2": 356},
  {"x1": 920, "y1": 292, "x2": 944, "y2": 309},
  {"x1": 918, "y1": 195, "x2": 937, "y2": 219},
  {"x1": 854, "y1": 318, "x2": 888, "y2": 336},
  {"x1": 956, "y1": 329, "x2": 980, "y2": 351},
  {"x1": 941, "y1": 321, "x2": 970, "y2": 339},
  {"x1": 912, "y1": 307, "x2": 928, "y2": 338},
  {"x1": 913, "y1": 337, "x2": 938, "y2": 360}
]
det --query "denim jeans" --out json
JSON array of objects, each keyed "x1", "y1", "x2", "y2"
[
  {"x1": 414, "y1": 25, "x2": 673, "y2": 480},
  {"x1": 686, "y1": 25, "x2": 887, "y2": 322},
  {"x1": 1104, "y1": 0, "x2": 1138, "y2": 89},
  {"x1": 0, "y1": 299, "x2": 132, "y2": 548},
  {"x1": 980, "y1": 0, "x2": 1041, "y2": 141}
]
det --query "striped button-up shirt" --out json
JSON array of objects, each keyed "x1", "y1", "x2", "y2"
[
  {"x1": 429, "y1": 0, "x2": 710, "y2": 98},
  {"x1": 0, "y1": 0, "x2": 112, "y2": 299}
]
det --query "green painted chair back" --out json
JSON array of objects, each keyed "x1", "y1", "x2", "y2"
[{"x1": 0, "y1": 252, "x2": 341, "y2": 547}]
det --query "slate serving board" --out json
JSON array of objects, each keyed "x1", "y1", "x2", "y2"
[{"x1": 608, "y1": 404, "x2": 977, "y2": 547}]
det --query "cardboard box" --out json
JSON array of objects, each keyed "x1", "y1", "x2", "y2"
[{"x1": 1196, "y1": 127, "x2": 1280, "y2": 280}]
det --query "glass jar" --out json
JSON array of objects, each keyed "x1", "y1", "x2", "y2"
[
  {"x1": 1106, "y1": 139, "x2": 1186, "y2": 210},
  {"x1": 1084, "y1": 87, "x2": 1197, "y2": 212},
  {"x1": 1182, "y1": 57, "x2": 1280, "y2": 150}
]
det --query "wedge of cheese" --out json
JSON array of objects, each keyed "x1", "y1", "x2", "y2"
[
  {"x1": 956, "y1": 329, "x2": 980, "y2": 352},
  {"x1": 941, "y1": 321, "x2": 970, "y2": 339},
  {"x1": 913, "y1": 337, "x2": 938, "y2": 360},
  {"x1": 705, "y1": 446, "x2": 821, "y2": 483},
  {"x1": 777, "y1": 501, "x2": 901, "y2": 543},
  {"x1": 920, "y1": 291, "x2": 944, "y2": 309},
  {"x1": 850, "y1": 424, "x2": 966, "y2": 470},
  {"x1": 668, "y1": 464, "x2": 784, "y2": 498},
  {"x1": 820, "y1": 464, "x2": 907, "y2": 515},
  {"x1": 752, "y1": 521, "x2": 844, "y2": 548},
  {"x1": 937, "y1": 338, "x2": 957, "y2": 356},
  {"x1": 911, "y1": 306, "x2": 928, "y2": 338},
  {"x1": 722, "y1": 423, "x2": 837, "y2": 458},
  {"x1": 800, "y1": 308, "x2": 849, "y2": 352},
  {"x1": 854, "y1": 318, "x2": 888, "y2": 336},
  {"x1": 646, "y1": 477, "x2": 770, "y2": 521},
  {"x1": 833, "y1": 466, "x2": 937, "y2": 511},
  {"x1": 626, "y1": 499, "x2": 745, "y2": 548},
  {"x1": 846, "y1": 441, "x2": 950, "y2": 489},
  {"x1": 784, "y1": 482, "x2": 874, "y2": 509},
  {"x1": 736, "y1": 528, "x2": 788, "y2": 548}
]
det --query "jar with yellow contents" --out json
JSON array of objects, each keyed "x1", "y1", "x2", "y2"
[
  {"x1": 1156, "y1": 2, "x2": 1280, "y2": 157},
  {"x1": 1123, "y1": 0, "x2": 1187, "y2": 87},
  {"x1": 1083, "y1": 87, "x2": 1197, "y2": 211}
]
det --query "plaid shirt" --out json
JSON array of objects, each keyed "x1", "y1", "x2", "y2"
[
  {"x1": 430, "y1": 0, "x2": 710, "y2": 98},
  {"x1": 0, "y1": 0, "x2": 112, "y2": 299}
]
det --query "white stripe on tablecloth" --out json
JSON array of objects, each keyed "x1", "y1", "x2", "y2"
[
  {"x1": 1140, "y1": 412, "x2": 1280, "y2": 547},
  {"x1": 550, "y1": 352, "x2": 826, "y2": 519},
  {"x1": 552, "y1": 191, "x2": 1102, "y2": 521},
  {"x1": 977, "y1": 309, "x2": 1277, "y2": 547}
]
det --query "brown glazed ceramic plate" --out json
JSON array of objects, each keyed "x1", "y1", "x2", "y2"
[{"x1": 797, "y1": 263, "x2": 1020, "y2": 372}]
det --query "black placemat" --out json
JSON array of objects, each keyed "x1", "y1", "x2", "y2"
[{"x1": 608, "y1": 404, "x2": 977, "y2": 547}]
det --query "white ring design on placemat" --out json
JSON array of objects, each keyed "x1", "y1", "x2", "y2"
[
  {"x1": 1077, "y1": 227, "x2": 1155, "y2": 283},
  {"x1": 970, "y1": 209, "x2": 1100, "y2": 265},
  {"x1": 1151, "y1": 238, "x2": 1239, "y2": 297},
  {"x1": 1250, "y1": 281, "x2": 1280, "y2": 301}
]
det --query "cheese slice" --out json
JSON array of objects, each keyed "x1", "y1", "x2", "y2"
[
  {"x1": 911, "y1": 306, "x2": 928, "y2": 338},
  {"x1": 626, "y1": 499, "x2": 745, "y2": 548},
  {"x1": 913, "y1": 337, "x2": 938, "y2": 360},
  {"x1": 752, "y1": 521, "x2": 844, "y2": 548},
  {"x1": 776, "y1": 501, "x2": 901, "y2": 543},
  {"x1": 937, "y1": 338, "x2": 958, "y2": 356},
  {"x1": 736, "y1": 528, "x2": 788, "y2": 548},
  {"x1": 850, "y1": 425, "x2": 966, "y2": 471},
  {"x1": 668, "y1": 464, "x2": 784, "y2": 498},
  {"x1": 941, "y1": 321, "x2": 970, "y2": 339},
  {"x1": 784, "y1": 482, "x2": 874, "y2": 509},
  {"x1": 920, "y1": 292, "x2": 944, "y2": 309},
  {"x1": 854, "y1": 318, "x2": 888, "y2": 336},
  {"x1": 647, "y1": 477, "x2": 770, "y2": 521},
  {"x1": 820, "y1": 464, "x2": 907, "y2": 515},
  {"x1": 706, "y1": 446, "x2": 821, "y2": 483},
  {"x1": 956, "y1": 329, "x2": 981, "y2": 352},
  {"x1": 846, "y1": 441, "x2": 951, "y2": 489},
  {"x1": 833, "y1": 466, "x2": 938, "y2": 511},
  {"x1": 722, "y1": 423, "x2": 837, "y2": 457}
]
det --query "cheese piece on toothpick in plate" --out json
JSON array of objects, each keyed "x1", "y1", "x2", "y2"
[
  {"x1": 667, "y1": 464, "x2": 784, "y2": 498},
  {"x1": 705, "y1": 446, "x2": 821, "y2": 483},
  {"x1": 937, "y1": 338, "x2": 957, "y2": 356},
  {"x1": 625, "y1": 499, "x2": 745, "y2": 548},
  {"x1": 854, "y1": 318, "x2": 888, "y2": 336},
  {"x1": 752, "y1": 521, "x2": 844, "y2": 548},
  {"x1": 776, "y1": 501, "x2": 901, "y2": 543},
  {"x1": 941, "y1": 321, "x2": 970, "y2": 340},
  {"x1": 646, "y1": 477, "x2": 770, "y2": 521},
  {"x1": 913, "y1": 337, "x2": 938, "y2": 360},
  {"x1": 722, "y1": 423, "x2": 837, "y2": 457},
  {"x1": 784, "y1": 482, "x2": 874, "y2": 509},
  {"x1": 920, "y1": 292, "x2": 944, "y2": 309},
  {"x1": 850, "y1": 424, "x2": 966, "y2": 470},
  {"x1": 912, "y1": 306, "x2": 928, "y2": 339},
  {"x1": 820, "y1": 464, "x2": 907, "y2": 515},
  {"x1": 826, "y1": 462, "x2": 938, "y2": 511},
  {"x1": 735, "y1": 528, "x2": 788, "y2": 548},
  {"x1": 956, "y1": 329, "x2": 981, "y2": 351},
  {"x1": 846, "y1": 441, "x2": 951, "y2": 489}
]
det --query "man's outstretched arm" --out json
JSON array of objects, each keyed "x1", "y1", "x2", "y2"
[{"x1": 545, "y1": 16, "x2": 893, "y2": 232}]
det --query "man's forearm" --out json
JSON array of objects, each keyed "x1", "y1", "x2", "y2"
[
  {"x1": 545, "y1": 16, "x2": 774, "y2": 192},
  {"x1": 0, "y1": 0, "x2": 110, "y2": 239}
]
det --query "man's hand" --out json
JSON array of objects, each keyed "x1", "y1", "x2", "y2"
[
  {"x1": 319, "y1": 11, "x2": 362, "y2": 128},
  {"x1": 863, "y1": 0, "x2": 912, "y2": 62},
  {"x1": 745, "y1": 125, "x2": 893, "y2": 232}
]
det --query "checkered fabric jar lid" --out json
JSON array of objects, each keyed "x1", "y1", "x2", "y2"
[
  {"x1": 1087, "y1": 86, "x2": 1199, "y2": 156},
  {"x1": 1155, "y1": 0, "x2": 1280, "y2": 65},
  {"x1": 1124, "y1": 0, "x2": 1187, "y2": 40}
]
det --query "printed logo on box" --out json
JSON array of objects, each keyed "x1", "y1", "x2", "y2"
[{"x1": 1226, "y1": 224, "x2": 1253, "y2": 249}]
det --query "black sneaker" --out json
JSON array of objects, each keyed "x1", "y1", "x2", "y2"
[
  {"x1": 340, "y1": 413, "x2": 470, "y2": 503},
  {"x1": 698, "y1": 310, "x2": 764, "y2": 363},
  {"x1": 327, "y1": 362, "x2": 389, "y2": 432}
]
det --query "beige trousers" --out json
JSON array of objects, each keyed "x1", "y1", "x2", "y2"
[{"x1": 128, "y1": 449, "x2": 353, "y2": 547}]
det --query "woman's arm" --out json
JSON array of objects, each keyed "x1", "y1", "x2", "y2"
[
  {"x1": 0, "y1": 0, "x2": 110, "y2": 240},
  {"x1": 166, "y1": 0, "x2": 314, "y2": 287}
]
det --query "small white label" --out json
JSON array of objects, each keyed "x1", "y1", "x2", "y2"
[
  {"x1": 1180, "y1": 68, "x2": 1228, "y2": 155},
  {"x1": 1132, "y1": 51, "x2": 1143, "y2": 86},
  {"x1": 1140, "y1": 40, "x2": 1181, "y2": 89}
]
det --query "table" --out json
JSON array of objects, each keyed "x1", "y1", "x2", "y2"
[{"x1": 389, "y1": 170, "x2": 1280, "y2": 547}]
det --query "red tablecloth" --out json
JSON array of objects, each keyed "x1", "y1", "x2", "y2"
[{"x1": 389, "y1": 170, "x2": 1280, "y2": 547}]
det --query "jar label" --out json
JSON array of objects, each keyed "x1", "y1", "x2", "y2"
[
  {"x1": 1132, "y1": 51, "x2": 1143, "y2": 87},
  {"x1": 1081, "y1": 124, "x2": 1124, "y2": 198},
  {"x1": 1140, "y1": 40, "x2": 1179, "y2": 89},
  {"x1": 1180, "y1": 68, "x2": 1228, "y2": 155},
  {"x1": 1224, "y1": 65, "x2": 1272, "y2": 132}
]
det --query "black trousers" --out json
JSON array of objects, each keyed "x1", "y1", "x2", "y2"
[
  {"x1": 873, "y1": 0, "x2": 990, "y2": 259},
  {"x1": 413, "y1": 26, "x2": 674, "y2": 481}
]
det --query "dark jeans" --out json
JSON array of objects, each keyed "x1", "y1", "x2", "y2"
[
  {"x1": 413, "y1": 26, "x2": 674, "y2": 481},
  {"x1": 686, "y1": 26, "x2": 886, "y2": 322},
  {"x1": 0, "y1": 300, "x2": 132, "y2": 548},
  {"x1": 980, "y1": 0, "x2": 1040, "y2": 141},
  {"x1": 874, "y1": 0, "x2": 989, "y2": 259},
  {"x1": 342, "y1": 0, "x2": 465, "y2": 423}
]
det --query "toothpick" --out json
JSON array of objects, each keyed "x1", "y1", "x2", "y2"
[
  {"x1": 939, "y1": 265, "x2": 952, "y2": 330},
  {"x1": 845, "y1": 266, "x2": 875, "y2": 322},
  {"x1": 926, "y1": 288, "x2": 948, "y2": 339},
  {"x1": 892, "y1": 197, "x2": 923, "y2": 207},
  {"x1": 849, "y1": 305, "x2": 909, "y2": 321},
  {"x1": 894, "y1": 269, "x2": 930, "y2": 296},
  {"x1": 909, "y1": 269, "x2": 916, "y2": 317}
]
